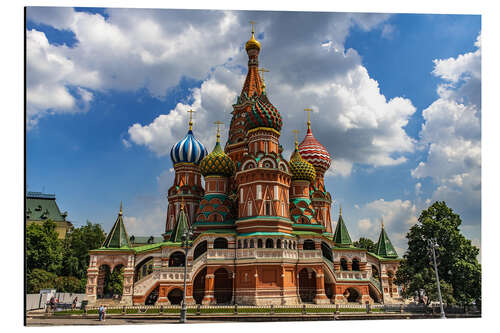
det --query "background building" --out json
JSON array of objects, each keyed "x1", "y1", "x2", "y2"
[{"x1": 26, "y1": 191, "x2": 73, "y2": 239}]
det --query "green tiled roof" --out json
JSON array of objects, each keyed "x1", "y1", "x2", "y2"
[
  {"x1": 170, "y1": 207, "x2": 189, "y2": 243},
  {"x1": 332, "y1": 213, "x2": 352, "y2": 246},
  {"x1": 129, "y1": 236, "x2": 163, "y2": 245},
  {"x1": 26, "y1": 192, "x2": 67, "y2": 222},
  {"x1": 374, "y1": 225, "x2": 398, "y2": 258},
  {"x1": 102, "y1": 204, "x2": 132, "y2": 249}
]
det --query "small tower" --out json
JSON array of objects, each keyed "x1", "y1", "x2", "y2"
[
  {"x1": 165, "y1": 110, "x2": 207, "y2": 239},
  {"x1": 374, "y1": 219, "x2": 398, "y2": 258},
  {"x1": 289, "y1": 131, "x2": 322, "y2": 233},
  {"x1": 195, "y1": 121, "x2": 236, "y2": 233},
  {"x1": 298, "y1": 109, "x2": 333, "y2": 233},
  {"x1": 332, "y1": 206, "x2": 352, "y2": 247},
  {"x1": 102, "y1": 201, "x2": 132, "y2": 248},
  {"x1": 170, "y1": 198, "x2": 190, "y2": 243}
]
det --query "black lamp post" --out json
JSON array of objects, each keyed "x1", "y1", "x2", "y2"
[
  {"x1": 180, "y1": 227, "x2": 193, "y2": 323},
  {"x1": 428, "y1": 238, "x2": 446, "y2": 319}
]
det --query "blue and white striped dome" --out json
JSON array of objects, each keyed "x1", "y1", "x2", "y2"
[{"x1": 170, "y1": 129, "x2": 208, "y2": 165}]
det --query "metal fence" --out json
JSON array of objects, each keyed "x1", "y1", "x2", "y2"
[{"x1": 26, "y1": 293, "x2": 85, "y2": 311}]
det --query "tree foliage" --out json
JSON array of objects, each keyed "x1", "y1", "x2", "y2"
[
  {"x1": 26, "y1": 220, "x2": 63, "y2": 275},
  {"x1": 61, "y1": 221, "x2": 106, "y2": 279},
  {"x1": 26, "y1": 220, "x2": 107, "y2": 293},
  {"x1": 353, "y1": 237, "x2": 376, "y2": 253},
  {"x1": 395, "y1": 201, "x2": 481, "y2": 305}
]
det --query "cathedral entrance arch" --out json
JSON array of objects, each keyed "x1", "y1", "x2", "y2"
[
  {"x1": 369, "y1": 285, "x2": 382, "y2": 303},
  {"x1": 214, "y1": 268, "x2": 233, "y2": 304},
  {"x1": 145, "y1": 285, "x2": 159, "y2": 305},
  {"x1": 298, "y1": 268, "x2": 316, "y2": 303},
  {"x1": 167, "y1": 288, "x2": 183, "y2": 305},
  {"x1": 193, "y1": 267, "x2": 207, "y2": 304},
  {"x1": 345, "y1": 287, "x2": 361, "y2": 303}
]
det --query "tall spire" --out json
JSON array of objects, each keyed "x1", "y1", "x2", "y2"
[
  {"x1": 333, "y1": 207, "x2": 352, "y2": 246},
  {"x1": 241, "y1": 21, "x2": 263, "y2": 98},
  {"x1": 102, "y1": 202, "x2": 131, "y2": 248},
  {"x1": 170, "y1": 204, "x2": 189, "y2": 243}
]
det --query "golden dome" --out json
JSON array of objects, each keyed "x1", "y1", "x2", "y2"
[
  {"x1": 289, "y1": 141, "x2": 316, "y2": 183},
  {"x1": 245, "y1": 32, "x2": 261, "y2": 51}
]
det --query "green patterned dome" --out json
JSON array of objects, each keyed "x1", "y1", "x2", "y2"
[
  {"x1": 289, "y1": 143, "x2": 316, "y2": 182},
  {"x1": 200, "y1": 140, "x2": 235, "y2": 177}
]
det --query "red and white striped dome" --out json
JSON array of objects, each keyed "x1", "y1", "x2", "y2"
[{"x1": 298, "y1": 127, "x2": 331, "y2": 174}]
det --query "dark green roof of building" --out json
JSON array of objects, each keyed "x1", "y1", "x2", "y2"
[
  {"x1": 102, "y1": 203, "x2": 132, "y2": 249},
  {"x1": 374, "y1": 225, "x2": 398, "y2": 258},
  {"x1": 170, "y1": 206, "x2": 189, "y2": 243},
  {"x1": 332, "y1": 211, "x2": 352, "y2": 246},
  {"x1": 26, "y1": 192, "x2": 67, "y2": 222}
]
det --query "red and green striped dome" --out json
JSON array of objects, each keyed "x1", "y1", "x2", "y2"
[
  {"x1": 245, "y1": 95, "x2": 282, "y2": 133},
  {"x1": 298, "y1": 126, "x2": 331, "y2": 173}
]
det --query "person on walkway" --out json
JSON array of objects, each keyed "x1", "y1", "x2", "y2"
[
  {"x1": 98, "y1": 305, "x2": 104, "y2": 321},
  {"x1": 102, "y1": 305, "x2": 107, "y2": 322},
  {"x1": 72, "y1": 297, "x2": 78, "y2": 310}
]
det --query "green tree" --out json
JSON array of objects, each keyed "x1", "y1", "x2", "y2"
[
  {"x1": 353, "y1": 237, "x2": 376, "y2": 252},
  {"x1": 26, "y1": 220, "x2": 63, "y2": 274},
  {"x1": 395, "y1": 201, "x2": 481, "y2": 305},
  {"x1": 61, "y1": 221, "x2": 106, "y2": 279},
  {"x1": 54, "y1": 276, "x2": 82, "y2": 293},
  {"x1": 26, "y1": 269, "x2": 57, "y2": 293}
]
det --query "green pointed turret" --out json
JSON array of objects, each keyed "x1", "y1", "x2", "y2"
[
  {"x1": 102, "y1": 202, "x2": 132, "y2": 248},
  {"x1": 374, "y1": 219, "x2": 398, "y2": 258},
  {"x1": 170, "y1": 203, "x2": 189, "y2": 243},
  {"x1": 333, "y1": 206, "x2": 352, "y2": 246}
]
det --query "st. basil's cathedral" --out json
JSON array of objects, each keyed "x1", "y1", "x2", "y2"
[{"x1": 85, "y1": 27, "x2": 402, "y2": 306}]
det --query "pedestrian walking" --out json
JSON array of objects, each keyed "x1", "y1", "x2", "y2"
[
  {"x1": 72, "y1": 297, "x2": 78, "y2": 310},
  {"x1": 98, "y1": 305, "x2": 104, "y2": 321},
  {"x1": 103, "y1": 305, "x2": 107, "y2": 322}
]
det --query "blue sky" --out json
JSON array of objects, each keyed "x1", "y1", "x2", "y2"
[{"x1": 26, "y1": 7, "x2": 481, "y2": 255}]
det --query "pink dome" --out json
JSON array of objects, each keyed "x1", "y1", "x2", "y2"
[{"x1": 298, "y1": 127, "x2": 331, "y2": 174}]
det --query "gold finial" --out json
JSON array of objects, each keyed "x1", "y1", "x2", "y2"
[
  {"x1": 214, "y1": 120, "x2": 223, "y2": 143},
  {"x1": 304, "y1": 108, "x2": 313, "y2": 129},
  {"x1": 119, "y1": 201, "x2": 123, "y2": 216},
  {"x1": 187, "y1": 109, "x2": 195, "y2": 130},
  {"x1": 292, "y1": 129, "x2": 299, "y2": 149},
  {"x1": 381, "y1": 217, "x2": 384, "y2": 229},
  {"x1": 180, "y1": 196, "x2": 185, "y2": 211},
  {"x1": 339, "y1": 204, "x2": 342, "y2": 216}
]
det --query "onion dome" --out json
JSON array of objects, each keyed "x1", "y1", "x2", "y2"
[
  {"x1": 298, "y1": 121, "x2": 331, "y2": 173},
  {"x1": 245, "y1": 27, "x2": 261, "y2": 51},
  {"x1": 289, "y1": 139, "x2": 316, "y2": 182},
  {"x1": 170, "y1": 121, "x2": 208, "y2": 165},
  {"x1": 245, "y1": 96, "x2": 283, "y2": 132},
  {"x1": 200, "y1": 124, "x2": 235, "y2": 177}
]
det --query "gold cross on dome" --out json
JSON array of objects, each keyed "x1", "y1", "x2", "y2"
[
  {"x1": 214, "y1": 120, "x2": 224, "y2": 142},
  {"x1": 187, "y1": 109, "x2": 196, "y2": 130},
  {"x1": 292, "y1": 129, "x2": 299, "y2": 146},
  {"x1": 258, "y1": 67, "x2": 269, "y2": 82},
  {"x1": 304, "y1": 108, "x2": 313, "y2": 128},
  {"x1": 250, "y1": 20, "x2": 256, "y2": 34}
]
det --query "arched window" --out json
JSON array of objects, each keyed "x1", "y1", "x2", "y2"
[
  {"x1": 193, "y1": 241, "x2": 207, "y2": 260},
  {"x1": 250, "y1": 239, "x2": 255, "y2": 248},
  {"x1": 321, "y1": 242, "x2": 333, "y2": 262},
  {"x1": 340, "y1": 258, "x2": 348, "y2": 271},
  {"x1": 284, "y1": 240, "x2": 288, "y2": 249},
  {"x1": 352, "y1": 258, "x2": 360, "y2": 271},
  {"x1": 238, "y1": 240, "x2": 242, "y2": 249},
  {"x1": 169, "y1": 251, "x2": 186, "y2": 267},
  {"x1": 257, "y1": 239, "x2": 263, "y2": 248},
  {"x1": 276, "y1": 239, "x2": 282, "y2": 248},
  {"x1": 265, "y1": 238, "x2": 274, "y2": 248},
  {"x1": 213, "y1": 238, "x2": 228, "y2": 249},
  {"x1": 244, "y1": 239, "x2": 248, "y2": 248},
  {"x1": 371, "y1": 265, "x2": 379, "y2": 279},
  {"x1": 303, "y1": 239, "x2": 315, "y2": 250}
]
